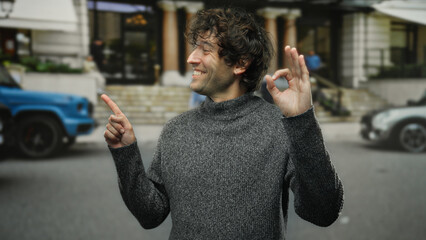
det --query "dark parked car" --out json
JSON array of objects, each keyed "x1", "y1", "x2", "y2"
[
  {"x1": 360, "y1": 90, "x2": 426, "y2": 153},
  {"x1": 0, "y1": 65, "x2": 96, "y2": 158}
]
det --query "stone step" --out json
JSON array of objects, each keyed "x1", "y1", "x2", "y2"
[
  {"x1": 314, "y1": 107, "x2": 332, "y2": 118},
  {"x1": 95, "y1": 85, "x2": 388, "y2": 124},
  {"x1": 95, "y1": 85, "x2": 191, "y2": 125},
  {"x1": 318, "y1": 87, "x2": 389, "y2": 122}
]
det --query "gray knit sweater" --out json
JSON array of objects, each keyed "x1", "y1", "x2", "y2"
[{"x1": 109, "y1": 92, "x2": 344, "y2": 239}]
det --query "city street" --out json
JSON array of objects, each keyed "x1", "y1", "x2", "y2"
[
  {"x1": 1, "y1": 122, "x2": 425, "y2": 240},
  {"x1": 1, "y1": 1, "x2": 425, "y2": 240}
]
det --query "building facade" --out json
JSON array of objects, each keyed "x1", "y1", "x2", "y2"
[
  {"x1": 0, "y1": 0, "x2": 425, "y2": 91},
  {"x1": 340, "y1": 0, "x2": 426, "y2": 88},
  {"x1": 87, "y1": 0, "x2": 344, "y2": 86},
  {"x1": 0, "y1": 0, "x2": 89, "y2": 68}
]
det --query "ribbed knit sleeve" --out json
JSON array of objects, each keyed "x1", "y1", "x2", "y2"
[
  {"x1": 109, "y1": 142, "x2": 170, "y2": 229},
  {"x1": 282, "y1": 107, "x2": 344, "y2": 227}
]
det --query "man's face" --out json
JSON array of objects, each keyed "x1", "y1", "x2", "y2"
[{"x1": 187, "y1": 34, "x2": 236, "y2": 98}]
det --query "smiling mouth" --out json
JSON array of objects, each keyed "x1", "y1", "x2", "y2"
[{"x1": 193, "y1": 69, "x2": 205, "y2": 76}]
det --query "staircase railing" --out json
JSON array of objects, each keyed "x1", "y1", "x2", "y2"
[{"x1": 310, "y1": 72, "x2": 347, "y2": 116}]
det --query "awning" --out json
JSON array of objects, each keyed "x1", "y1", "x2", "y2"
[
  {"x1": 0, "y1": 0, "x2": 78, "y2": 32},
  {"x1": 372, "y1": 1, "x2": 426, "y2": 26},
  {"x1": 87, "y1": 1, "x2": 152, "y2": 13}
]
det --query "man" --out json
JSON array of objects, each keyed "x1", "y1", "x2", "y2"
[{"x1": 102, "y1": 8, "x2": 343, "y2": 239}]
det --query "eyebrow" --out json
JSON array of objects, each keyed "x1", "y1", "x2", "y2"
[
  {"x1": 197, "y1": 40, "x2": 215, "y2": 48},
  {"x1": 202, "y1": 41, "x2": 214, "y2": 47}
]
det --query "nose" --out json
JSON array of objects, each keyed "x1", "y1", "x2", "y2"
[{"x1": 187, "y1": 49, "x2": 200, "y2": 65}]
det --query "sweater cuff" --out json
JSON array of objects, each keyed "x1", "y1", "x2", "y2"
[
  {"x1": 281, "y1": 105, "x2": 314, "y2": 120},
  {"x1": 281, "y1": 105, "x2": 317, "y2": 126},
  {"x1": 109, "y1": 141, "x2": 142, "y2": 170},
  {"x1": 109, "y1": 141, "x2": 139, "y2": 157},
  {"x1": 281, "y1": 106, "x2": 324, "y2": 155}
]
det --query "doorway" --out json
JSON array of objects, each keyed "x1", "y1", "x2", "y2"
[
  {"x1": 90, "y1": 6, "x2": 160, "y2": 85},
  {"x1": 121, "y1": 12, "x2": 158, "y2": 84}
]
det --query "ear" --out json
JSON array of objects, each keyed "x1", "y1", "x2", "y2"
[
  {"x1": 233, "y1": 58, "x2": 251, "y2": 75},
  {"x1": 233, "y1": 65, "x2": 247, "y2": 75}
]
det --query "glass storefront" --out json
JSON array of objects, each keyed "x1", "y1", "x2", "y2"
[
  {"x1": 297, "y1": 13, "x2": 333, "y2": 80},
  {"x1": 88, "y1": 1, "x2": 160, "y2": 85},
  {"x1": 391, "y1": 22, "x2": 417, "y2": 66}
]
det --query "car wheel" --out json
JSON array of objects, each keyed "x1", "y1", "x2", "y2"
[
  {"x1": 398, "y1": 122, "x2": 426, "y2": 153},
  {"x1": 17, "y1": 115, "x2": 64, "y2": 158}
]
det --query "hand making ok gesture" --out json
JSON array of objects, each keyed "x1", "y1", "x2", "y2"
[
  {"x1": 101, "y1": 94, "x2": 136, "y2": 148},
  {"x1": 265, "y1": 46, "x2": 312, "y2": 117}
]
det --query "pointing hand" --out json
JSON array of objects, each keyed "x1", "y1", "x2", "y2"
[{"x1": 101, "y1": 94, "x2": 136, "y2": 148}]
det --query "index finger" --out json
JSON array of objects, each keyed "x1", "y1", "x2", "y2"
[{"x1": 101, "y1": 94, "x2": 123, "y2": 115}]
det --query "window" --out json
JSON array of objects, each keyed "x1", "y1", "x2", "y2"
[{"x1": 391, "y1": 22, "x2": 417, "y2": 66}]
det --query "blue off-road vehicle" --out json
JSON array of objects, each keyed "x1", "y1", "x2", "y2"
[{"x1": 0, "y1": 65, "x2": 96, "y2": 158}]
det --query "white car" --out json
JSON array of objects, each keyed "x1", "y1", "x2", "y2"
[{"x1": 360, "y1": 91, "x2": 426, "y2": 153}]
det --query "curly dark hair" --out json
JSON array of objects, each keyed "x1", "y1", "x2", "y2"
[{"x1": 186, "y1": 8, "x2": 274, "y2": 92}]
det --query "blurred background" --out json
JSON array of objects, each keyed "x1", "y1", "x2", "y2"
[{"x1": 0, "y1": 0, "x2": 425, "y2": 239}]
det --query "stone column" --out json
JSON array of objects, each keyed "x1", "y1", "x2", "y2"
[
  {"x1": 282, "y1": 9, "x2": 301, "y2": 68},
  {"x1": 158, "y1": 1, "x2": 185, "y2": 86},
  {"x1": 181, "y1": 2, "x2": 204, "y2": 80},
  {"x1": 257, "y1": 8, "x2": 288, "y2": 73}
]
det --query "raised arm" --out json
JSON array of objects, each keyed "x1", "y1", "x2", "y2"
[
  {"x1": 102, "y1": 94, "x2": 170, "y2": 228},
  {"x1": 268, "y1": 48, "x2": 344, "y2": 226}
]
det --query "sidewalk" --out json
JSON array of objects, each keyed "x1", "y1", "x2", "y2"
[
  {"x1": 321, "y1": 121, "x2": 361, "y2": 141},
  {"x1": 78, "y1": 121, "x2": 361, "y2": 144}
]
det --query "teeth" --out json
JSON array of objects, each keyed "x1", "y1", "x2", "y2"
[{"x1": 193, "y1": 71, "x2": 202, "y2": 76}]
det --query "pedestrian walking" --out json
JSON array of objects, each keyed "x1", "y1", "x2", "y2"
[{"x1": 102, "y1": 8, "x2": 343, "y2": 239}]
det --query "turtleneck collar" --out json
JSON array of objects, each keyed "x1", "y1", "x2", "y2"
[{"x1": 198, "y1": 92, "x2": 262, "y2": 121}]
